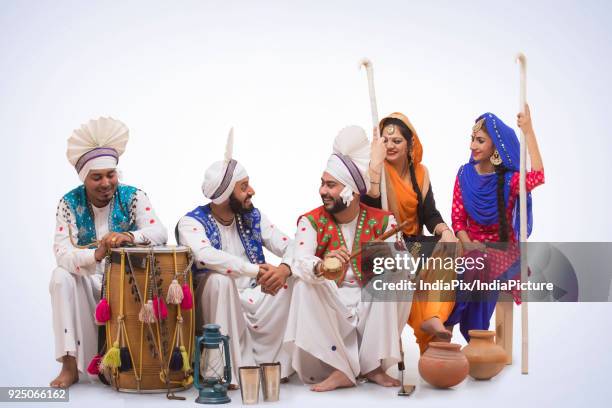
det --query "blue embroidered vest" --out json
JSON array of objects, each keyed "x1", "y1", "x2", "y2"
[
  {"x1": 185, "y1": 204, "x2": 265, "y2": 275},
  {"x1": 62, "y1": 184, "x2": 139, "y2": 247}
]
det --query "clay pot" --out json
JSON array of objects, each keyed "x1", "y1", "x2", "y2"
[
  {"x1": 462, "y1": 330, "x2": 507, "y2": 380},
  {"x1": 418, "y1": 342, "x2": 469, "y2": 388}
]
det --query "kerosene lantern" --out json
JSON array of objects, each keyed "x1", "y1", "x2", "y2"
[{"x1": 194, "y1": 324, "x2": 232, "y2": 404}]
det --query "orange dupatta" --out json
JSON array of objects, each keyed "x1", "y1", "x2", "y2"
[{"x1": 380, "y1": 112, "x2": 426, "y2": 236}]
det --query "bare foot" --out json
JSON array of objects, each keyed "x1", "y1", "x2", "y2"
[
  {"x1": 421, "y1": 317, "x2": 452, "y2": 340},
  {"x1": 310, "y1": 370, "x2": 354, "y2": 392},
  {"x1": 50, "y1": 356, "x2": 79, "y2": 389},
  {"x1": 364, "y1": 366, "x2": 400, "y2": 387}
]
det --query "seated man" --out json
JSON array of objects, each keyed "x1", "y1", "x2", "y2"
[
  {"x1": 177, "y1": 129, "x2": 294, "y2": 387},
  {"x1": 50, "y1": 117, "x2": 168, "y2": 388},
  {"x1": 284, "y1": 126, "x2": 412, "y2": 392}
]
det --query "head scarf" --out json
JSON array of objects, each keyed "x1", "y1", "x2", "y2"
[
  {"x1": 459, "y1": 112, "x2": 533, "y2": 239},
  {"x1": 66, "y1": 117, "x2": 128, "y2": 181},
  {"x1": 325, "y1": 126, "x2": 370, "y2": 205},
  {"x1": 379, "y1": 112, "x2": 425, "y2": 236},
  {"x1": 202, "y1": 128, "x2": 249, "y2": 204}
]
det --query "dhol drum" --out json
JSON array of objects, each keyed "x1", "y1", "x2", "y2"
[{"x1": 102, "y1": 246, "x2": 195, "y2": 393}]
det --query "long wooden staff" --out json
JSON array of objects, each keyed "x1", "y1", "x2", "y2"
[
  {"x1": 359, "y1": 58, "x2": 389, "y2": 210},
  {"x1": 516, "y1": 52, "x2": 529, "y2": 375}
]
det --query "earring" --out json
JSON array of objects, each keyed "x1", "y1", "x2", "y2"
[{"x1": 490, "y1": 149, "x2": 502, "y2": 166}]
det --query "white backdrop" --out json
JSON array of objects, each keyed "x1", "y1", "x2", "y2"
[{"x1": 1, "y1": 0, "x2": 611, "y2": 406}]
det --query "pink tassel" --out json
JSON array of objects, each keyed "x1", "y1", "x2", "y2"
[
  {"x1": 180, "y1": 283, "x2": 193, "y2": 310},
  {"x1": 95, "y1": 298, "x2": 111, "y2": 324},
  {"x1": 166, "y1": 279, "x2": 184, "y2": 304},
  {"x1": 87, "y1": 354, "x2": 102, "y2": 375},
  {"x1": 152, "y1": 295, "x2": 168, "y2": 320}
]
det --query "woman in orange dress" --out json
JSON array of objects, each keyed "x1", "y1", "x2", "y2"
[{"x1": 362, "y1": 112, "x2": 456, "y2": 353}]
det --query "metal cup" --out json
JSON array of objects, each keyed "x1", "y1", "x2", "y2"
[
  {"x1": 260, "y1": 362, "x2": 281, "y2": 402},
  {"x1": 238, "y1": 366, "x2": 261, "y2": 405}
]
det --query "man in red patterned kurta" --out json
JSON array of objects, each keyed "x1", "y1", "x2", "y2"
[{"x1": 283, "y1": 126, "x2": 412, "y2": 392}]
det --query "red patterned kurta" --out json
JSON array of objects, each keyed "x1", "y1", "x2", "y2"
[
  {"x1": 452, "y1": 169, "x2": 545, "y2": 242},
  {"x1": 299, "y1": 203, "x2": 392, "y2": 287},
  {"x1": 452, "y1": 169, "x2": 545, "y2": 303}
]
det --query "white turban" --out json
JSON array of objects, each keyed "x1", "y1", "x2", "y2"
[
  {"x1": 77, "y1": 156, "x2": 119, "y2": 182},
  {"x1": 202, "y1": 160, "x2": 248, "y2": 204},
  {"x1": 325, "y1": 125, "x2": 371, "y2": 205},
  {"x1": 66, "y1": 117, "x2": 129, "y2": 181},
  {"x1": 201, "y1": 127, "x2": 248, "y2": 204}
]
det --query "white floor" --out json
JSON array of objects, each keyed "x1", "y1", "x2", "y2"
[{"x1": 2, "y1": 303, "x2": 611, "y2": 408}]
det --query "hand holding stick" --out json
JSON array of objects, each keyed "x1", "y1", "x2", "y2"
[
  {"x1": 320, "y1": 220, "x2": 408, "y2": 280},
  {"x1": 359, "y1": 57, "x2": 389, "y2": 211}
]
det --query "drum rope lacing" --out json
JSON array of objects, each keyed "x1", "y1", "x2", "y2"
[{"x1": 103, "y1": 248, "x2": 195, "y2": 394}]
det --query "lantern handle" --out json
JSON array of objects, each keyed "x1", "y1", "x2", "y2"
[
  {"x1": 193, "y1": 335, "x2": 204, "y2": 391},
  {"x1": 222, "y1": 334, "x2": 232, "y2": 384}
]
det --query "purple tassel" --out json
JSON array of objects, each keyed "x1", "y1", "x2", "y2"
[
  {"x1": 169, "y1": 346, "x2": 183, "y2": 371},
  {"x1": 119, "y1": 347, "x2": 132, "y2": 372}
]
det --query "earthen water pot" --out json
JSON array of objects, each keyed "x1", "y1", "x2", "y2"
[
  {"x1": 462, "y1": 330, "x2": 506, "y2": 380},
  {"x1": 418, "y1": 342, "x2": 468, "y2": 388}
]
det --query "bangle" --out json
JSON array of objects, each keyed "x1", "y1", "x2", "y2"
[
  {"x1": 313, "y1": 261, "x2": 323, "y2": 277},
  {"x1": 370, "y1": 181, "x2": 380, "y2": 185},
  {"x1": 437, "y1": 227, "x2": 451, "y2": 236},
  {"x1": 280, "y1": 262, "x2": 293, "y2": 277}
]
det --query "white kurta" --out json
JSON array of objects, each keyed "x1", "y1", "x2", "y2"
[
  {"x1": 50, "y1": 189, "x2": 167, "y2": 379},
  {"x1": 177, "y1": 211, "x2": 295, "y2": 384},
  {"x1": 284, "y1": 212, "x2": 412, "y2": 384}
]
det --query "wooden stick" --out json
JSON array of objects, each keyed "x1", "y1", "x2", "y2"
[
  {"x1": 359, "y1": 58, "x2": 389, "y2": 211},
  {"x1": 495, "y1": 298, "x2": 513, "y2": 364},
  {"x1": 358, "y1": 58, "x2": 380, "y2": 130},
  {"x1": 348, "y1": 220, "x2": 408, "y2": 261},
  {"x1": 516, "y1": 52, "x2": 529, "y2": 375}
]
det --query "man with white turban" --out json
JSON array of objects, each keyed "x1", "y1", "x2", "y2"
[
  {"x1": 177, "y1": 129, "x2": 295, "y2": 387},
  {"x1": 283, "y1": 126, "x2": 412, "y2": 392},
  {"x1": 50, "y1": 117, "x2": 168, "y2": 388}
]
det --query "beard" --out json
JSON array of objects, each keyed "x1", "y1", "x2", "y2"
[
  {"x1": 321, "y1": 194, "x2": 347, "y2": 214},
  {"x1": 229, "y1": 193, "x2": 254, "y2": 214}
]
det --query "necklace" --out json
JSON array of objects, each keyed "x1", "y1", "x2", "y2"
[{"x1": 211, "y1": 209, "x2": 234, "y2": 226}]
